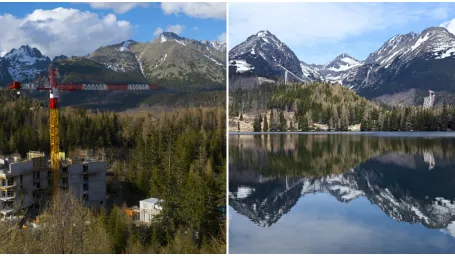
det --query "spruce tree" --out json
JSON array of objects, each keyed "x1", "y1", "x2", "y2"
[{"x1": 263, "y1": 113, "x2": 269, "y2": 132}]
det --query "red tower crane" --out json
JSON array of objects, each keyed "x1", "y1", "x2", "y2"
[{"x1": 7, "y1": 69, "x2": 159, "y2": 191}]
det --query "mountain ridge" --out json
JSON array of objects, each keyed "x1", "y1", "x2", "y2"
[
  {"x1": 229, "y1": 27, "x2": 455, "y2": 103},
  {"x1": 1, "y1": 33, "x2": 226, "y2": 92}
]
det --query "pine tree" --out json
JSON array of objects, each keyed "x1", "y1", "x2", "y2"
[
  {"x1": 305, "y1": 112, "x2": 313, "y2": 131},
  {"x1": 279, "y1": 110, "x2": 287, "y2": 131},
  {"x1": 263, "y1": 113, "x2": 269, "y2": 132},
  {"x1": 441, "y1": 104, "x2": 449, "y2": 131},
  {"x1": 332, "y1": 108, "x2": 340, "y2": 130},
  {"x1": 339, "y1": 106, "x2": 349, "y2": 131},
  {"x1": 253, "y1": 116, "x2": 261, "y2": 132},
  {"x1": 361, "y1": 110, "x2": 370, "y2": 131}
]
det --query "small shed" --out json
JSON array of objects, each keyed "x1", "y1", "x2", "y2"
[{"x1": 139, "y1": 198, "x2": 162, "y2": 223}]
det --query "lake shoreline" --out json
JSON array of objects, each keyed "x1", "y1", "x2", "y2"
[{"x1": 229, "y1": 131, "x2": 455, "y2": 137}]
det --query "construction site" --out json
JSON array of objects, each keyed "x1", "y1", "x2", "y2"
[
  {"x1": 1, "y1": 68, "x2": 158, "y2": 222},
  {"x1": 0, "y1": 150, "x2": 106, "y2": 221}
]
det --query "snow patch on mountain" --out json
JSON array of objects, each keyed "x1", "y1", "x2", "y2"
[
  {"x1": 203, "y1": 54, "x2": 224, "y2": 66},
  {"x1": 236, "y1": 186, "x2": 254, "y2": 199},
  {"x1": 135, "y1": 52, "x2": 146, "y2": 77},
  {"x1": 151, "y1": 54, "x2": 167, "y2": 71},
  {"x1": 411, "y1": 33, "x2": 430, "y2": 51},
  {"x1": 119, "y1": 40, "x2": 133, "y2": 52},
  {"x1": 230, "y1": 60, "x2": 253, "y2": 73}
]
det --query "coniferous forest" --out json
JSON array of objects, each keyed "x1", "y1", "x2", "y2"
[
  {"x1": 230, "y1": 82, "x2": 455, "y2": 132},
  {"x1": 0, "y1": 89, "x2": 226, "y2": 253}
]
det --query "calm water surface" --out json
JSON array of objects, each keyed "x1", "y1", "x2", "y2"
[{"x1": 229, "y1": 133, "x2": 455, "y2": 253}]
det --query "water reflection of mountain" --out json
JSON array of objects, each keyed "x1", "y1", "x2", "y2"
[{"x1": 229, "y1": 135, "x2": 455, "y2": 229}]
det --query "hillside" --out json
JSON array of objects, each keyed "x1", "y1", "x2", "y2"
[
  {"x1": 131, "y1": 33, "x2": 226, "y2": 92},
  {"x1": 230, "y1": 82, "x2": 379, "y2": 132},
  {"x1": 230, "y1": 81, "x2": 455, "y2": 132}
]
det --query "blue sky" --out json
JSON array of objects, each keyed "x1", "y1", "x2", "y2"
[
  {"x1": 0, "y1": 2, "x2": 226, "y2": 58},
  {"x1": 229, "y1": 2, "x2": 455, "y2": 64}
]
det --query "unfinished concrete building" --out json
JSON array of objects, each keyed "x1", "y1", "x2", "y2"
[{"x1": 0, "y1": 151, "x2": 106, "y2": 219}]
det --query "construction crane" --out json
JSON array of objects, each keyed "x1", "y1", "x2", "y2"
[{"x1": 7, "y1": 68, "x2": 159, "y2": 192}]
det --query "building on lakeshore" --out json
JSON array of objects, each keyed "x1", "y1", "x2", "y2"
[{"x1": 0, "y1": 151, "x2": 106, "y2": 219}]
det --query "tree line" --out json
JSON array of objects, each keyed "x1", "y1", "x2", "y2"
[{"x1": 232, "y1": 82, "x2": 455, "y2": 132}]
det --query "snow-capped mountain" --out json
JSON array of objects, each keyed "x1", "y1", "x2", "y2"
[
  {"x1": 230, "y1": 27, "x2": 455, "y2": 102},
  {"x1": 350, "y1": 27, "x2": 455, "y2": 97},
  {"x1": 320, "y1": 53, "x2": 362, "y2": 85},
  {"x1": 229, "y1": 31, "x2": 365, "y2": 85},
  {"x1": 3, "y1": 45, "x2": 51, "y2": 82},
  {"x1": 229, "y1": 30, "x2": 306, "y2": 82},
  {"x1": 0, "y1": 32, "x2": 226, "y2": 92}
]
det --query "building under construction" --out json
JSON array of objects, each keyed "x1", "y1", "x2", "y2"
[{"x1": 0, "y1": 151, "x2": 106, "y2": 220}]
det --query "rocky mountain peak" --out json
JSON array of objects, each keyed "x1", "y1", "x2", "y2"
[
  {"x1": 2, "y1": 45, "x2": 50, "y2": 82},
  {"x1": 4, "y1": 45, "x2": 48, "y2": 64},
  {"x1": 52, "y1": 55, "x2": 68, "y2": 62},
  {"x1": 230, "y1": 30, "x2": 304, "y2": 80},
  {"x1": 256, "y1": 30, "x2": 272, "y2": 37},
  {"x1": 324, "y1": 53, "x2": 361, "y2": 72}
]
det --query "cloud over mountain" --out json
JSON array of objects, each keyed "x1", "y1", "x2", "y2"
[{"x1": 0, "y1": 8, "x2": 132, "y2": 58}]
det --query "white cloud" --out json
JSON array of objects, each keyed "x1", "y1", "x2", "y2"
[
  {"x1": 193, "y1": 26, "x2": 199, "y2": 31},
  {"x1": 217, "y1": 32, "x2": 226, "y2": 42},
  {"x1": 229, "y1": 3, "x2": 454, "y2": 50},
  {"x1": 441, "y1": 19, "x2": 455, "y2": 35},
  {"x1": 161, "y1": 2, "x2": 226, "y2": 20},
  {"x1": 88, "y1": 3, "x2": 149, "y2": 14},
  {"x1": 152, "y1": 24, "x2": 185, "y2": 37},
  {"x1": 166, "y1": 24, "x2": 184, "y2": 35},
  {"x1": 0, "y1": 8, "x2": 133, "y2": 58},
  {"x1": 153, "y1": 27, "x2": 164, "y2": 36}
]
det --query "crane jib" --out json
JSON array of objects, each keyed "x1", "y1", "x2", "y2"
[{"x1": 10, "y1": 83, "x2": 158, "y2": 91}]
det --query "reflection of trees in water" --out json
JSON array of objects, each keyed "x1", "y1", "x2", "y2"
[
  {"x1": 229, "y1": 135, "x2": 455, "y2": 228},
  {"x1": 229, "y1": 134, "x2": 455, "y2": 178}
]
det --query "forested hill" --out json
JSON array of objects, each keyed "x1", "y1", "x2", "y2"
[{"x1": 230, "y1": 82, "x2": 455, "y2": 132}]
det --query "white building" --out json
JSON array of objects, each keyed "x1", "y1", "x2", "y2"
[
  {"x1": 0, "y1": 152, "x2": 106, "y2": 219},
  {"x1": 139, "y1": 198, "x2": 162, "y2": 223}
]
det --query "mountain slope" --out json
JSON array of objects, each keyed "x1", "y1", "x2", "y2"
[
  {"x1": 349, "y1": 27, "x2": 455, "y2": 97},
  {"x1": 131, "y1": 32, "x2": 226, "y2": 91},
  {"x1": 0, "y1": 59, "x2": 12, "y2": 85}
]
